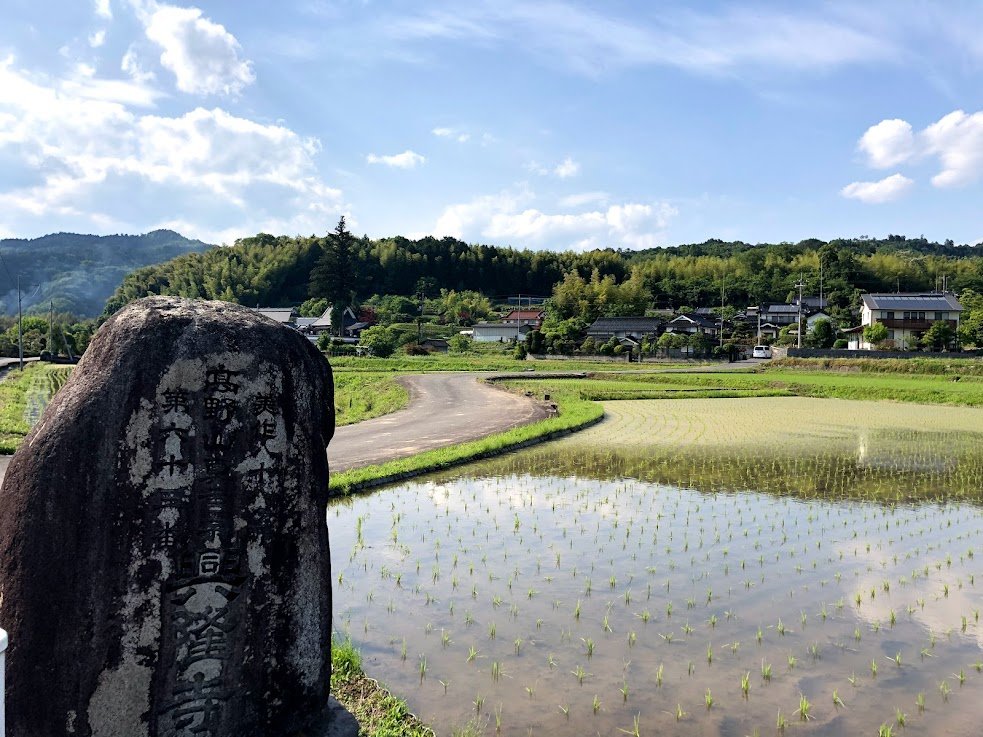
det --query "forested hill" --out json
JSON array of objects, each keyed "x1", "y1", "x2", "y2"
[
  {"x1": 105, "y1": 233, "x2": 629, "y2": 313},
  {"x1": 105, "y1": 232, "x2": 983, "y2": 317},
  {"x1": 0, "y1": 230, "x2": 210, "y2": 317}
]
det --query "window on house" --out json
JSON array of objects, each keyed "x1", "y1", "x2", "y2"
[
  {"x1": 938, "y1": 312, "x2": 948, "y2": 320},
  {"x1": 886, "y1": 311, "x2": 895, "y2": 319}
]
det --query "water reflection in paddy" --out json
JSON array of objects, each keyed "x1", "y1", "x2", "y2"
[{"x1": 330, "y1": 398, "x2": 983, "y2": 735}]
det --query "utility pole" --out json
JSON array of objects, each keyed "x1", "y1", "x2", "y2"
[
  {"x1": 48, "y1": 299, "x2": 54, "y2": 356},
  {"x1": 795, "y1": 275, "x2": 806, "y2": 349},
  {"x1": 417, "y1": 288, "x2": 424, "y2": 343},
  {"x1": 757, "y1": 306, "x2": 762, "y2": 344},
  {"x1": 819, "y1": 254, "x2": 824, "y2": 308},
  {"x1": 719, "y1": 275, "x2": 725, "y2": 348},
  {"x1": 17, "y1": 276, "x2": 23, "y2": 371}
]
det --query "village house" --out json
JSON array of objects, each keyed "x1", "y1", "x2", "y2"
[
  {"x1": 472, "y1": 322, "x2": 532, "y2": 342},
  {"x1": 586, "y1": 316, "x2": 665, "y2": 344},
  {"x1": 665, "y1": 312, "x2": 721, "y2": 337},
  {"x1": 252, "y1": 307, "x2": 297, "y2": 326},
  {"x1": 501, "y1": 309, "x2": 545, "y2": 328},
  {"x1": 856, "y1": 293, "x2": 962, "y2": 350},
  {"x1": 310, "y1": 305, "x2": 358, "y2": 336}
]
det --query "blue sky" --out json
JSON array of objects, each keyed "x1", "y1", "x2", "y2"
[{"x1": 1, "y1": 0, "x2": 982, "y2": 249}]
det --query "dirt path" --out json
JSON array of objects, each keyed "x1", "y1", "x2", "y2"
[{"x1": 328, "y1": 373, "x2": 548, "y2": 472}]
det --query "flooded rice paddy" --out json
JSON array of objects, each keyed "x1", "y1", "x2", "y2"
[{"x1": 330, "y1": 398, "x2": 983, "y2": 735}]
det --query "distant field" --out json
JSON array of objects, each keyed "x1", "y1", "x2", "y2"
[{"x1": 0, "y1": 364, "x2": 72, "y2": 452}]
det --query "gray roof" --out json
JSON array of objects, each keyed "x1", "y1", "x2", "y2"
[
  {"x1": 762, "y1": 304, "x2": 799, "y2": 314},
  {"x1": 253, "y1": 307, "x2": 296, "y2": 324},
  {"x1": 862, "y1": 293, "x2": 962, "y2": 311},
  {"x1": 587, "y1": 317, "x2": 665, "y2": 333},
  {"x1": 670, "y1": 313, "x2": 719, "y2": 328}
]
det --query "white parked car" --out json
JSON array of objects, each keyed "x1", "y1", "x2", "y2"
[{"x1": 752, "y1": 345, "x2": 772, "y2": 359}]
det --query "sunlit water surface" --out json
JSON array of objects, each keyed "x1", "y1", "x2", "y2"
[{"x1": 330, "y1": 398, "x2": 983, "y2": 736}]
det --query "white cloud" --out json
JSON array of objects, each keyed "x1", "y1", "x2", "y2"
[
  {"x1": 854, "y1": 110, "x2": 983, "y2": 189},
  {"x1": 366, "y1": 149, "x2": 425, "y2": 168},
  {"x1": 89, "y1": 30, "x2": 107, "y2": 48},
  {"x1": 840, "y1": 173, "x2": 913, "y2": 203},
  {"x1": 432, "y1": 126, "x2": 472, "y2": 143},
  {"x1": 142, "y1": 3, "x2": 254, "y2": 96},
  {"x1": 0, "y1": 57, "x2": 342, "y2": 241},
  {"x1": 432, "y1": 186, "x2": 677, "y2": 250},
  {"x1": 559, "y1": 191, "x2": 608, "y2": 208},
  {"x1": 921, "y1": 110, "x2": 983, "y2": 188},
  {"x1": 94, "y1": 0, "x2": 112, "y2": 19},
  {"x1": 122, "y1": 46, "x2": 155, "y2": 84},
  {"x1": 858, "y1": 118, "x2": 915, "y2": 168},
  {"x1": 528, "y1": 156, "x2": 581, "y2": 178},
  {"x1": 553, "y1": 156, "x2": 579, "y2": 178}
]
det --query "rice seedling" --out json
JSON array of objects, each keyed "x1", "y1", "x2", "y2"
[{"x1": 795, "y1": 693, "x2": 812, "y2": 721}]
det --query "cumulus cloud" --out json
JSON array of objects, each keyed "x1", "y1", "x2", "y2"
[
  {"x1": 142, "y1": 3, "x2": 255, "y2": 96},
  {"x1": 432, "y1": 187, "x2": 677, "y2": 250},
  {"x1": 0, "y1": 57, "x2": 342, "y2": 241},
  {"x1": 366, "y1": 149, "x2": 425, "y2": 168},
  {"x1": 94, "y1": 0, "x2": 112, "y2": 19},
  {"x1": 553, "y1": 156, "x2": 579, "y2": 178},
  {"x1": 89, "y1": 30, "x2": 107, "y2": 48},
  {"x1": 921, "y1": 110, "x2": 983, "y2": 188},
  {"x1": 840, "y1": 173, "x2": 913, "y2": 203},
  {"x1": 858, "y1": 118, "x2": 915, "y2": 168},
  {"x1": 854, "y1": 110, "x2": 983, "y2": 190}
]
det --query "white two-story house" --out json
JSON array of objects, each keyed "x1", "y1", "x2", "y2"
[{"x1": 858, "y1": 293, "x2": 962, "y2": 350}]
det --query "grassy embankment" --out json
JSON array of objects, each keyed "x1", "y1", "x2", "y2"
[
  {"x1": 330, "y1": 638, "x2": 433, "y2": 737},
  {"x1": 334, "y1": 372, "x2": 409, "y2": 426},
  {"x1": 329, "y1": 381, "x2": 603, "y2": 494}
]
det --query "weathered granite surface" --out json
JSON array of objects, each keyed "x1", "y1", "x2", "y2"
[{"x1": 0, "y1": 297, "x2": 334, "y2": 737}]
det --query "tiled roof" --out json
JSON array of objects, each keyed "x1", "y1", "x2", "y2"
[
  {"x1": 587, "y1": 317, "x2": 665, "y2": 332},
  {"x1": 862, "y1": 293, "x2": 962, "y2": 311}
]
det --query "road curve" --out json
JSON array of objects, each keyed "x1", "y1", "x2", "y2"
[
  {"x1": 328, "y1": 373, "x2": 548, "y2": 473},
  {"x1": 0, "y1": 373, "x2": 547, "y2": 484}
]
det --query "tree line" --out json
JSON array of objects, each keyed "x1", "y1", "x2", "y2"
[{"x1": 104, "y1": 224, "x2": 983, "y2": 346}]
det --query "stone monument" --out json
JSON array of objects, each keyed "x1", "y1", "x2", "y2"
[{"x1": 0, "y1": 297, "x2": 335, "y2": 737}]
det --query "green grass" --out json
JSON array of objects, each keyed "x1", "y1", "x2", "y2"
[
  {"x1": 330, "y1": 636, "x2": 433, "y2": 737},
  {"x1": 0, "y1": 363, "x2": 72, "y2": 453},
  {"x1": 592, "y1": 367, "x2": 983, "y2": 406},
  {"x1": 329, "y1": 380, "x2": 603, "y2": 494},
  {"x1": 773, "y1": 355, "x2": 983, "y2": 375},
  {"x1": 334, "y1": 372, "x2": 410, "y2": 426}
]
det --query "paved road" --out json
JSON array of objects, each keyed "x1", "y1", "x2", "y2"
[{"x1": 328, "y1": 373, "x2": 548, "y2": 472}]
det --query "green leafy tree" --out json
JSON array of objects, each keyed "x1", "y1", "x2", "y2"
[
  {"x1": 807, "y1": 318, "x2": 836, "y2": 348},
  {"x1": 448, "y1": 334, "x2": 473, "y2": 353},
  {"x1": 863, "y1": 322, "x2": 889, "y2": 346},
  {"x1": 298, "y1": 297, "x2": 329, "y2": 317},
  {"x1": 357, "y1": 325, "x2": 399, "y2": 357},
  {"x1": 957, "y1": 289, "x2": 983, "y2": 347},
  {"x1": 920, "y1": 320, "x2": 956, "y2": 351}
]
